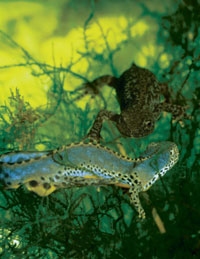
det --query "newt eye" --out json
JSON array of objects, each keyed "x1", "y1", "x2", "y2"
[{"x1": 144, "y1": 120, "x2": 152, "y2": 128}]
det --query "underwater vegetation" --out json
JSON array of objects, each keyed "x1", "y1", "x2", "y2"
[{"x1": 0, "y1": 0, "x2": 199, "y2": 258}]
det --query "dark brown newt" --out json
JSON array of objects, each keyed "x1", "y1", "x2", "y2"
[{"x1": 83, "y1": 63, "x2": 188, "y2": 139}]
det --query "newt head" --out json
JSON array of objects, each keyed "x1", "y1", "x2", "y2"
[{"x1": 115, "y1": 108, "x2": 157, "y2": 138}]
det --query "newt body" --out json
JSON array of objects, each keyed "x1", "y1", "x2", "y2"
[{"x1": 0, "y1": 141, "x2": 179, "y2": 218}]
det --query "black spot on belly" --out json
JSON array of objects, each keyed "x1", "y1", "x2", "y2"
[
  {"x1": 29, "y1": 180, "x2": 38, "y2": 187},
  {"x1": 17, "y1": 160, "x2": 23, "y2": 164},
  {"x1": 43, "y1": 182, "x2": 51, "y2": 190},
  {"x1": 24, "y1": 159, "x2": 30, "y2": 163},
  {"x1": 4, "y1": 173, "x2": 9, "y2": 178}
]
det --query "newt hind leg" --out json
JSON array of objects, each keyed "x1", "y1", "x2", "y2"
[
  {"x1": 69, "y1": 75, "x2": 117, "y2": 103},
  {"x1": 81, "y1": 75, "x2": 118, "y2": 141},
  {"x1": 83, "y1": 75, "x2": 117, "y2": 97}
]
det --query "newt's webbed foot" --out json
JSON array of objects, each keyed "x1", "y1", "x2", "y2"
[
  {"x1": 83, "y1": 81, "x2": 100, "y2": 97},
  {"x1": 83, "y1": 75, "x2": 116, "y2": 98}
]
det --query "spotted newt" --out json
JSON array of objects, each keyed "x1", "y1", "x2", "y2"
[{"x1": 0, "y1": 141, "x2": 179, "y2": 218}]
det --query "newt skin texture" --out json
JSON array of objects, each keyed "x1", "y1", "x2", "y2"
[
  {"x1": 84, "y1": 63, "x2": 188, "y2": 139},
  {"x1": 0, "y1": 141, "x2": 179, "y2": 218}
]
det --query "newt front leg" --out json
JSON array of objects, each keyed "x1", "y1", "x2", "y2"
[
  {"x1": 129, "y1": 180, "x2": 146, "y2": 219},
  {"x1": 87, "y1": 110, "x2": 120, "y2": 140}
]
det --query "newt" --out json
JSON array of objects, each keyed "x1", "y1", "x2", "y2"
[
  {"x1": 0, "y1": 141, "x2": 179, "y2": 218},
  {"x1": 83, "y1": 63, "x2": 189, "y2": 139}
]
